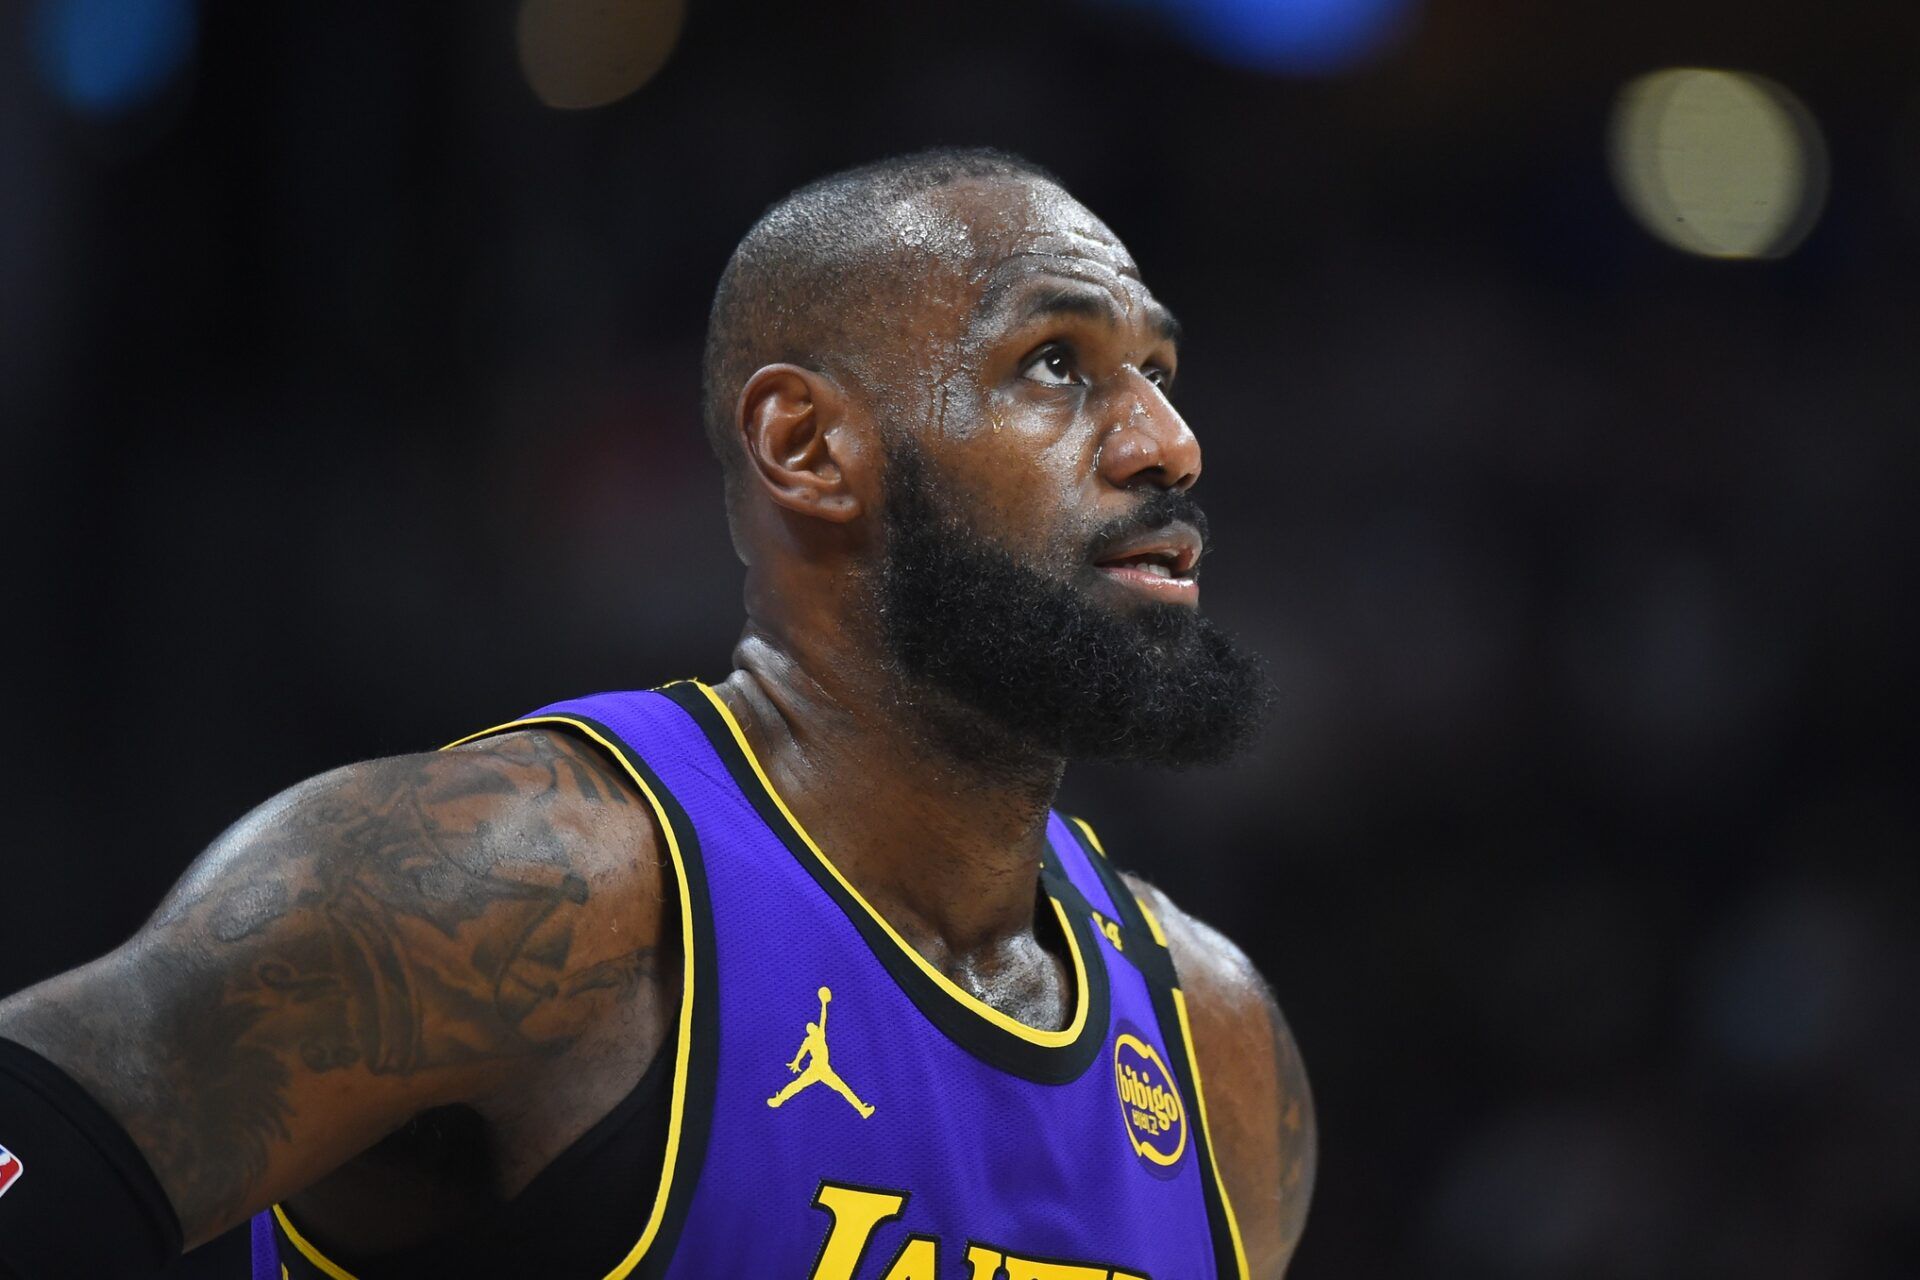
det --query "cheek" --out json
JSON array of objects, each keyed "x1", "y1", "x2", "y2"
[
  {"x1": 918, "y1": 392, "x2": 1099, "y2": 561},
  {"x1": 968, "y1": 386, "x2": 1093, "y2": 472},
  {"x1": 1015, "y1": 437, "x2": 1097, "y2": 557},
  {"x1": 952, "y1": 428, "x2": 1080, "y2": 531},
  {"x1": 985, "y1": 473, "x2": 1100, "y2": 575}
]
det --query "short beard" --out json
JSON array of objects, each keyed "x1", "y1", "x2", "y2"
[{"x1": 876, "y1": 442, "x2": 1271, "y2": 768}]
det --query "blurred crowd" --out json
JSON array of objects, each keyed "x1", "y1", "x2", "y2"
[{"x1": 2, "y1": 2, "x2": 1914, "y2": 1275}]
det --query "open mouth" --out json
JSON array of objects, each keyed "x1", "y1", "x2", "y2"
[{"x1": 1091, "y1": 525, "x2": 1202, "y2": 600}]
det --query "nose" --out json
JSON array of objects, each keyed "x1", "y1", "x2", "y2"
[{"x1": 1096, "y1": 372, "x2": 1202, "y2": 492}]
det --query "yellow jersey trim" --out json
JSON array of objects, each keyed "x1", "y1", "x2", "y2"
[
  {"x1": 1076, "y1": 811, "x2": 1245, "y2": 1280},
  {"x1": 1135, "y1": 899, "x2": 1170, "y2": 949},
  {"x1": 271, "y1": 1205, "x2": 357, "y2": 1280},
  {"x1": 690, "y1": 680, "x2": 1092, "y2": 1049},
  {"x1": 274, "y1": 713, "x2": 702, "y2": 1280},
  {"x1": 1074, "y1": 816, "x2": 1170, "y2": 949},
  {"x1": 1173, "y1": 987, "x2": 1251, "y2": 1280},
  {"x1": 1069, "y1": 815, "x2": 1109, "y2": 857}
]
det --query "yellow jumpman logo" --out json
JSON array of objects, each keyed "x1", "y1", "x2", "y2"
[{"x1": 767, "y1": 986, "x2": 875, "y2": 1118}]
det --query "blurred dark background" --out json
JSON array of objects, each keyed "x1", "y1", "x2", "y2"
[{"x1": 3, "y1": 1, "x2": 1916, "y2": 1276}]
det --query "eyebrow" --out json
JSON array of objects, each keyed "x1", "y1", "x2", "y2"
[{"x1": 988, "y1": 279, "x2": 1183, "y2": 347}]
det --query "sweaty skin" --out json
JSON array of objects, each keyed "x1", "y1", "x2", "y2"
[{"x1": 0, "y1": 174, "x2": 1315, "y2": 1274}]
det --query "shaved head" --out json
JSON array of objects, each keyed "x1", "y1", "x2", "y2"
[
  {"x1": 700, "y1": 151, "x2": 1266, "y2": 765},
  {"x1": 700, "y1": 148, "x2": 1066, "y2": 510}
]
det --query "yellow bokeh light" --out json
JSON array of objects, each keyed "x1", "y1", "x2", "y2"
[
  {"x1": 516, "y1": 0, "x2": 686, "y2": 111},
  {"x1": 1609, "y1": 68, "x2": 1828, "y2": 260}
]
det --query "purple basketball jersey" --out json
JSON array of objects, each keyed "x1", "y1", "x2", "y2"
[{"x1": 257, "y1": 682, "x2": 1247, "y2": 1279}]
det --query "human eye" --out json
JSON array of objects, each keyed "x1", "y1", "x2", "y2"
[{"x1": 1020, "y1": 342, "x2": 1081, "y2": 387}]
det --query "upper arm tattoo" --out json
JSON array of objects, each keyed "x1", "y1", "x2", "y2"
[{"x1": 0, "y1": 729, "x2": 665, "y2": 1244}]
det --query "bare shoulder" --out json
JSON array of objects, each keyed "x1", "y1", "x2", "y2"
[
  {"x1": 157, "y1": 725, "x2": 670, "y2": 940},
  {"x1": 1122, "y1": 873, "x2": 1316, "y2": 1279},
  {"x1": 437, "y1": 724, "x2": 670, "y2": 920},
  {"x1": 0, "y1": 725, "x2": 671, "y2": 1246}
]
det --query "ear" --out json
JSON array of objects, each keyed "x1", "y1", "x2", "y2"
[{"x1": 734, "y1": 364, "x2": 865, "y2": 523}]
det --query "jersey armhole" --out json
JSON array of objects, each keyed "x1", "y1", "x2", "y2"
[
  {"x1": 270, "y1": 712, "x2": 718, "y2": 1280},
  {"x1": 473, "y1": 714, "x2": 718, "y2": 1280}
]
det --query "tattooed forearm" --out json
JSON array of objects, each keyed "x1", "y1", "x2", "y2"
[{"x1": 0, "y1": 729, "x2": 666, "y2": 1245}]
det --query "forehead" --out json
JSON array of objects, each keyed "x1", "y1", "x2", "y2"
[{"x1": 892, "y1": 178, "x2": 1160, "y2": 331}]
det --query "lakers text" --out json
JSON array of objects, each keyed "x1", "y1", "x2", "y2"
[{"x1": 806, "y1": 1182, "x2": 1149, "y2": 1280}]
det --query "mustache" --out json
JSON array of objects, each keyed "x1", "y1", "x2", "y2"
[{"x1": 1087, "y1": 488, "x2": 1211, "y2": 558}]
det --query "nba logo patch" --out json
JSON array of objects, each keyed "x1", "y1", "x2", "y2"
[{"x1": 0, "y1": 1143, "x2": 22, "y2": 1199}]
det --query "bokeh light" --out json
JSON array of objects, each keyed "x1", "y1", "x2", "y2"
[
  {"x1": 1092, "y1": 0, "x2": 1418, "y2": 76},
  {"x1": 1610, "y1": 68, "x2": 1828, "y2": 260},
  {"x1": 1171, "y1": 0, "x2": 1418, "y2": 74},
  {"x1": 516, "y1": 0, "x2": 687, "y2": 111},
  {"x1": 29, "y1": 0, "x2": 197, "y2": 115}
]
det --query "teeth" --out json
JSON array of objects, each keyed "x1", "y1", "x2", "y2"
[{"x1": 1139, "y1": 562, "x2": 1170, "y2": 578}]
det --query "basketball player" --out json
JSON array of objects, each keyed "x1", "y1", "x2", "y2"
[{"x1": 0, "y1": 149, "x2": 1315, "y2": 1279}]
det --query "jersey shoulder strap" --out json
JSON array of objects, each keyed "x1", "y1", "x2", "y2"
[{"x1": 1057, "y1": 814, "x2": 1253, "y2": 1280}]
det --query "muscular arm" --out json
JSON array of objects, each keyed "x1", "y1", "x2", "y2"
[
  {"x1": 0, "y1": 728, "x2": 667, "y2": 1250},
  {"x1": 1125, "y1": 875, "x2": 1317, "y2": 1280}
]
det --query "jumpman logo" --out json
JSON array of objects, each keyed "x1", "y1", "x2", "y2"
[{"x1": 767, "y1": 986, "x2": 875, "y2": 1119}]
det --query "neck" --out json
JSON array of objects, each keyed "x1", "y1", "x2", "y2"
[{"x1": 715, "y1": 626, "x2": 1066, "y2": 963}]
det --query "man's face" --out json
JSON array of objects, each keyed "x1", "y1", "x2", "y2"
[
  {"x1": 863, "y1": 178, "x2": 1270, "y2": 766},
  {"x1": 864, "y1": 179, "x2": 1200, "y2": 606}
]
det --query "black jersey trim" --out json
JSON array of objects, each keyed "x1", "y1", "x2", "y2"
[
  {"x1": 535, "y1": 713, "x2": 719, "y2": 1280},
  {"x1": 1058, "y1": 817, "x2": 1250, "y2": 1280},
  {"x1": 274, "y1": 713, "x2": 719, "y2": 1280},
  {"x1": 1060, "y1": 818, "x2": 1178, "y2": 991},
  {"x1": 660, "y1": 681, "x2": 1111, "y2": 1085}
]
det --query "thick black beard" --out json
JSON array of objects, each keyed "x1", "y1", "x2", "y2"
[{"x1": 877, "y1": 444, "x2": 1272, "y2": 768}]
